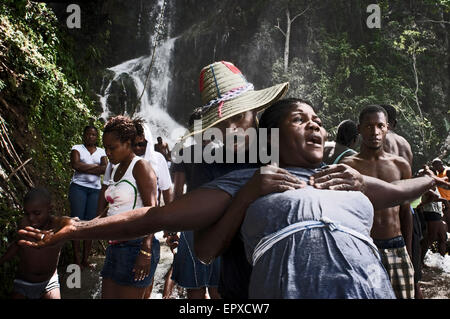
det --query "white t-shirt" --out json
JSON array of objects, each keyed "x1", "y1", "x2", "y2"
[
  {"x1": 103, "y1": 152, "x2": 172, "y2": 192},
  {"x1": 71, "y1": 144, "x2": 106, "y2": 189},
  {"x1": 150, "y1": 151, "x2": 172, "y2": 191}
]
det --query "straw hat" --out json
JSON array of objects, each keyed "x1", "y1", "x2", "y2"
[{"x1": 183, "y1": 61, "x2": 289, "y2": 138}]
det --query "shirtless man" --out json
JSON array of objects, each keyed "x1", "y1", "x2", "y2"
[
  {"x1": 341, "y1": 105, "x2": 415, "y2": 299},
  {"x1": 380, "y1": 104, "x2": 413, "y2": 166},
  {"x1": 0, "y1": 188, "x2": 64, "y2": 299},
  {"x1": 154, "y1": 136, "x2": 171, "y2": 163},
  {"x1": 380, "y1": 104, "x2": 423, "y2": 299}
]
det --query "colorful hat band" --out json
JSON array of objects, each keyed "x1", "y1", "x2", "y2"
[{"x1": 199, "y1": 83, "x2": 255, "y2": 118}]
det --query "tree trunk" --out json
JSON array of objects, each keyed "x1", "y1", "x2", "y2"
[{"x1": 284, "y1": 8, "x2": 291, "y2": 73}]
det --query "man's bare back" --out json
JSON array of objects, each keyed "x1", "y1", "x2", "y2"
[{"x1": 383, "y1": 131, "x2": 413, "y2": 166}]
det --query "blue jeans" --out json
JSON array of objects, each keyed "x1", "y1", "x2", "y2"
[
  {"x1": 68, "y1": 183, "x2": 100, "y2": 221},
  {"x1": 101, "y1": 238, "x2": 160, "y2": 288}
]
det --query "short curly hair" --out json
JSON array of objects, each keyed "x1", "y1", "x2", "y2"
[{"x1": 104, "y1": 115, "x2": 140, "y2": 143}]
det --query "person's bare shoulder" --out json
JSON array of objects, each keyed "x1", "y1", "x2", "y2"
[
  {"x1": 385, "y1": 152, "x2": 412, "y2": 177},
  {"x1": 339, "y1": 154, "x2": 360, "y2": 167},
  {"x1": 392, "y1": 132, "x2": 410, "y2": 145}
]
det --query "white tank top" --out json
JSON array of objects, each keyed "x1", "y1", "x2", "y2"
[{"x1": 105, "y1": 156, "x2": 143, "y2": 216}]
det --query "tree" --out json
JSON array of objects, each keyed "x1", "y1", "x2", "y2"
[{"x1": 274, "y1": 5, "x2": 310, "y2": 73}]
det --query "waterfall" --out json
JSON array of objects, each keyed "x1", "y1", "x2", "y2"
[{"x1": 97, "y1": 0, "x2": 187, "y2": 149}]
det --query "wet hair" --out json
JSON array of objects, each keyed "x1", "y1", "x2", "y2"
[
  {"x1": 24, "y1": 187, "x2": 51, "y2": 205},
  {"x1": 380, "y1": 104, "x2": 397, "y2": 126},
  {"x1": 336, "y1": 120, "x2": 358, "y2": 147},
  {"x1": 359, "y1": 105, "x2": 388, "y2": 124},
  {"x1": 259, "y1": 98, "x2": 315, "y2": 130},
  {"x1": 103, "y1": 116, "x2": 139, "y2": 143}
]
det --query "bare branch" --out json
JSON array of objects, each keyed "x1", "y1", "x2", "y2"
[
  {"x1": 274, "y1": 19, "x2": 286, "y2": 37},
  {"x1": 291, "y1": 5, "x2": 310, "y2": 23},
  {"x1": 417, "y1": 19, "x2": 450, "y2": 25},
  {"x1": 7, "y1": 158, "x2": 32, "y2": 182}
]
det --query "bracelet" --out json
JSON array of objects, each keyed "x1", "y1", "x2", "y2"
[{"x1": 140, "y1": 249, "x2": 152, "y2": 257}]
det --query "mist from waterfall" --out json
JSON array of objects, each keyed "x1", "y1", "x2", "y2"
[{"x1": 98, "y1": 0, "x2": 187, "y2": 149}]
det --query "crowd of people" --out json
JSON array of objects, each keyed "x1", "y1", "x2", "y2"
[{"x1": 1, "y1": 61, "x2": 449, "y2": 299}]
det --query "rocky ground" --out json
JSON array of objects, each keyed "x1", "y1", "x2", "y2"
[{"x1": 59, "y1": 234, "x2": 450, "y2": 299}]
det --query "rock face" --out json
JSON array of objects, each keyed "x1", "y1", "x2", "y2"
[
  {"x1": 48, "y1": 0, "x2": 450, "y2": 168},
  {"x1": 49, "y1": 0, "x2": 291, "y2": 126},
  {"x1": 105, "y1": 73, "x2": 139, "y2": 116}
]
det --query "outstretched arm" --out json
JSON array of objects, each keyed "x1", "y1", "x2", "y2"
[
  {"x1": 311, "y1": 164, "x2": 449, "y2": 211},
  {"x1": 18, "y1": 188, "x2": 231, "y2": 248}
]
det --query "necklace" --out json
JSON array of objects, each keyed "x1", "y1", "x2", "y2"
[{"x1": 114, "y1": 156, "x2": 134, "y2": 181}]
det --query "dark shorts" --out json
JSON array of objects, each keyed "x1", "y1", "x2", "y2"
[
  {"x1": 101, "y1": 238, "x2": 160, "y2": 288},
  {"x1": 171, "y1": 231, "x2": 221, "y2": 289},
  {"x1": 68, "y1": 183, "x2": 100, "y2": 221},
  {"x1": 423, "y1": 212, "x2": 442, "y2": 222}
]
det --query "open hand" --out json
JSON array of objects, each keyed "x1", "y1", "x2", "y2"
[
  {"x1": 243, "y1": 164, "x2": 307, "y2": 202},
  {"x1": 310, "y1": 164, "x2": 365, "y2": 192},
  {"x1": 164, "y1": 232, "x2": 179, "y2": 252},
  {"x1": 422, "y1": 165, "x2": 450, "y2": 190},
  {"x1": 133, "y1": 251, "x2": 152, "y2": 282},
  {"x1": 17, "y1": 216, "x2": 77, "y2": 248}
]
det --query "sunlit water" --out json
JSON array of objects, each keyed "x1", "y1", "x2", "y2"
[{"x1": 97, "y1": 0, "x2": 188, "y2": 149}]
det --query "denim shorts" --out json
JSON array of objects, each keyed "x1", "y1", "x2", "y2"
[
  {"x1": 101, "y1": 238, "x2": 160, "y2": 288},
  {"x1": 68, "y1": 182, "x2": 100, "y2": 221},
  {"x1": 171, "y1": 231, "x2": 221, "y2": 289}
]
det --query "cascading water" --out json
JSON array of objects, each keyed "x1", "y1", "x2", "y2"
[
  {"x1": 93, "y1": 1, "x2": 187, "y2": 299},
  {"x1": 98, "y1": 0, "x2": 187, "y2": 148}
]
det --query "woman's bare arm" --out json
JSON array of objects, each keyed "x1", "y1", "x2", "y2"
[
  {"x1": 311, "y1": 164, "x2": 447, "y2": 211},
  {"x1": 18, "y1": 188, "x2": 231, "y2": 248}
]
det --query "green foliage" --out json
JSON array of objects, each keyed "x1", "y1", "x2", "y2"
[
  {"x1": 0, "y1": 203, "x2": 21, "y2": 298},
  {"x1": 0, "y1": 0, "x2": 102, "y2": 296},
  {"x1": 271, "y1": 0, "x2": 449, "y2": 170}
]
